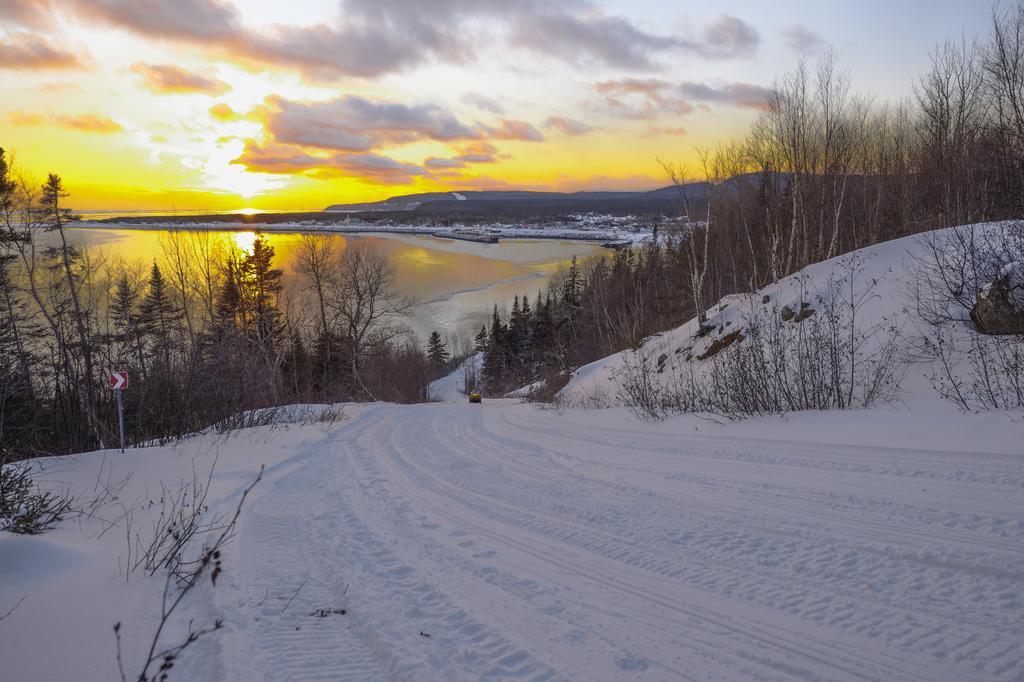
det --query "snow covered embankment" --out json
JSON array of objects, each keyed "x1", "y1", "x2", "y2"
[{"x1": 560, "y1": 221, "x2": 1024, "y2": 420}]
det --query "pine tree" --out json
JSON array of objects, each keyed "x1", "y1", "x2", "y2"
[
  {"x1": 111, "y1": 275, "x2": 138, "y2": 334},
  {"x1": 482, "y1": 305, "x2": 507, "y2": 392},
  {"x1": 110, "y1": 273, "x2": 148, "y2": 378},
  {"x1": 214, "y1": 259, "x2": 243, "y2": 331},
  {"x1": 562, "y1": 256, "x2": 581, "y2": 309},
  {"x1": 427, "y1": 331, "x2": 449, "y2": 372},
  {"x1": 242, "y1": 235, "x2": 283, "y2": 347},
  {"x1": 474, "y1": 324, "x2": 488, "y2": 353},
  {"x1": 531, "y1": 292, "x2": 556, "y2": 371},
  {"x1": 139, "y1": 262, "x2": 181, "y2": 366}
]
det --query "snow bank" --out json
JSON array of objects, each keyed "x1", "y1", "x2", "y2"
[{"x1": 560, "y1": 222, "x2": 1021, "y2": 413}]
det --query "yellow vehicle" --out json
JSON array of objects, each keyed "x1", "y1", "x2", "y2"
[{"x1": 468, "y1": 391, "x2": 482, "y2": 403}]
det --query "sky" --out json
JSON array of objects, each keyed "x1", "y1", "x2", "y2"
[{"x1": 0, "y1": 0, "x2": 996, "y2": 212}]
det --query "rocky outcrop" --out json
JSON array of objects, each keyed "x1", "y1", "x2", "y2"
[{"x1": 971, "y1": 263, "x2": 1024, "y2": 335}]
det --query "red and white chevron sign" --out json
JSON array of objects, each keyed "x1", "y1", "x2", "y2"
[{"x1": 108, "y1": 371, "x2": 128, "y2": 390}]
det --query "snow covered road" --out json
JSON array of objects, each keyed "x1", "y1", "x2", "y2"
[{"x1": 199, "y1": 401, "x2": 1023, "y2": 682}]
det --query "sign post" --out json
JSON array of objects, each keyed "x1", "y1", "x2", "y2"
[{"x1": 108, "y1": 371, "x2": 128, "y2": 453}]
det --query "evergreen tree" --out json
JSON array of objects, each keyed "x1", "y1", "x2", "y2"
[
  {"x1": 242, "y1": 235, "x2": 284, "y2": 347},
  {"x1": 482, "y1": 305, "x2": 507, "y2": 392},
  {"x1": 214, "y1": 259, "x2": 243, "y2": 331},
  {"x1": 427, "y1": 331, "x2": 449, "y2": 372},
  {"x1": 562, "y1": 256, "x2": 581, "y2": 309},
  {"x1": 474, "y1": 324, "x2": 488, "y2": 353},
  {"x1": 139, "y1": 262, "x2": 181, "y2": 365},
  {"x1": 531, "y1": 293, "x2": 556, "y2": 371}
]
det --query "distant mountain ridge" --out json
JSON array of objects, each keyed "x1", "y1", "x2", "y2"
[
  {"x1": 323, "y1": 173, "x2": 787, "y2": 213},
  {"x1": 324, "y1": 187, "x2": 690, "y2": 212}
]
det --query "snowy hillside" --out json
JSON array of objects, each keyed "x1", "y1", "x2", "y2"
[
  {"x1": 2, "y1": 225, "x2": 1023, "y2": 681},
  {"x1": 560, "y1": 221, "x2": 1022, "y2": 416}
]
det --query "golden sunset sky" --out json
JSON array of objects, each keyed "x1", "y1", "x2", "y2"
[{"x1": 0, "y1": 1, "x2": 992, "y2": 212}]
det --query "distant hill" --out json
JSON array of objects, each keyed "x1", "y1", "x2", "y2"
[
  {"x1": 324, "y1": 187, "x2": 699, "y2": 213},
  {"x1": 323, "y1": 174, "x2": 789, "y2": 216}
]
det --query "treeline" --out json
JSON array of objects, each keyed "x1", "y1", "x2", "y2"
[
  {"x1": 478, "y1": 4, "x2": 1024, "y2": 396},
  {"x1": 0, "y1": 160, "x2": 436, "y2": 459},
  {"x1": 476, "y1": 244, "x2": 687, "y2": 395}
]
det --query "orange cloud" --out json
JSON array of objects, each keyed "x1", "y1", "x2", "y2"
[
  {"x1": 54, "y1": 114, "x2": 123, "y2": 133},
  {"x1": 7, "y1": 112, "x2": 46, "y2": 126},
  {"x1": 0, "y1": 33, "x2": 88, "y2": 70},
  {"x1": 209, "y1": 102, "x2": 239, "y2": 120},
  {"x1": 11, "y1": 112, "x2": 122, "y2": 133},
  {"x1": 130, "y1": 62, "x2": 230, "y2": 95},
  {"x1": 233, "y1": 141, "x2": 426, "y2": 185},
  {"x1": 543, "y1": 116, "x2": 594, "y2": 136},
  {"x1": 484, "y1": 119, "x2": 544, "y2": 142}
]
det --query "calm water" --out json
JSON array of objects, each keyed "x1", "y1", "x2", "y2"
[{"x1": 63, "y1": 227, "x2": 604, "y2": 342}]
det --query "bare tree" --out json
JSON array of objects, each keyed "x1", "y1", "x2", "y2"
[{"x1": 327, "y1": 240, "x2": 410, "y2": 399}]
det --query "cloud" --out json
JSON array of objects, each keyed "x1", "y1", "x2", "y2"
[
  {"x1": 39, "y1": 0, "x2": 756, "y2": 80},
  {"x1": 424, "y1": 141, "x2": 502, "y2": 171},
  {"x1": 483, "y1": 119, "x2": 544, "y2": 142},
  {"x1": 453, "y1": 141, "x2": 501, "y2": 163},
  {"x1": 9, "y1": 111, "x2": 122, "y2": 133},
  {"x1": 781, "y1": 24, "x2": 827, "y2": 52},
  {"x1": 424, "y1": 157, "x2": 467, "y2": 170},
  {"x1": 36, "y1": 81, "x2": 84, "y2": 93},
  {"x1": 0, "y1": 0, "x2": 55, "y2": 28},
  {"x1": 643, "y1": 125, "x2": 687, "y2": 137},
  {"x1": 462, "y1": 92, "x2": 506, "y2": 115},
  {"x1": 676, "y1": 81, "x2": 771, "y2": 110},
  {"x1": 543, "y1": 116, "x2": 594, "y2": 136},
  {"x1": 7, "y1": 112, "x2": 46, "y2": 126},
  {"x1": 593, "y1": 78, "x2": 692, "y2": 120},
  {"x1": 67, "y1": 0, "x2": 240, "y2": 40},
  {"x1": 54, "y1": 114, "x2": 123, "y2": 133},
  {"x1": 0, "y1": 33, "x2": 88, "y2": 70},
  {"x1": 130, "y1": 62, "x2": 230, "y2": 95},
  {"x1": 260, "y1": 95, "x2": 479, "y2": 152},
  {"x1": 593, "y1": 77, "x2": 768, "y2": 119},
  {"x1": 316, "y1": 153, "x2": 428, "y2": 184},
  {"x1": 209, "y1": 103, "x2": 239, "y2": 120},
  {"x1": 696, "y1": 15, "x2": 759, "y2": 59},
  {"x1": 233, "y1": 142, "x2": 426, "y2": 185},
  {"x1": 507, "y1": 6, "x2": 681, "y2": 70},
  {"x1": 238, "y1": 0, "x2": 696, "y2": 78}
]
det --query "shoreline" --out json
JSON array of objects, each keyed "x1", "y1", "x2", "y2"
[{"x1": 68, "y1": 220, "x2": 654, "y2": 244}]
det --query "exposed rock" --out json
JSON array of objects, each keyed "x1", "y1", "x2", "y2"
[
  {"x1": 971, "y1": 263, "x2": 1024, "y2": 335},
  {"x1": 697, "y1": 329, "x2": 746, "y2": 360},
  {"x1": 762, "y1": 295, "x2": 771, "y2": 304},
  {"x1": 794, "y1": 304, "x2": 816, "y2": 322},
  {"x1": 783, "y1": 302, "x2": 815, "y2": 322}
]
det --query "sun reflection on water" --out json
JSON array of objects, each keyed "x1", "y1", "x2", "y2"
[{"x1": 232, "y1": 231, "x2": 257, "y2": 253}]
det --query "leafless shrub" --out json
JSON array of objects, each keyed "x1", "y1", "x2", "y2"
[
  {"x1": 130, "y1": 459, "x2": 218, "y2": 579},
  {"x1": 911, "y1": 222, "x2": 1024, "y2": 409},
  {"x1": 211, "y1": 406, "x2": 285, "y2": 434},
  {"x1": 0, "y1": 458, "x2": 73, "y2": 535},
  {"x1": 115, "y1": 466, "x2": 262, "y2": 682},
  {"x1": 616, "y1": 257, "x2": 904, "y2": 420}
]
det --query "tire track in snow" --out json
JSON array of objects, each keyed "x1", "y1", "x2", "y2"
[
  {"x1": 347, "y1": 402, "x2": 1022, "y2": 680},
  {"x1": 213, "y1": 401, "x2": 1023, "y2": 681}
]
